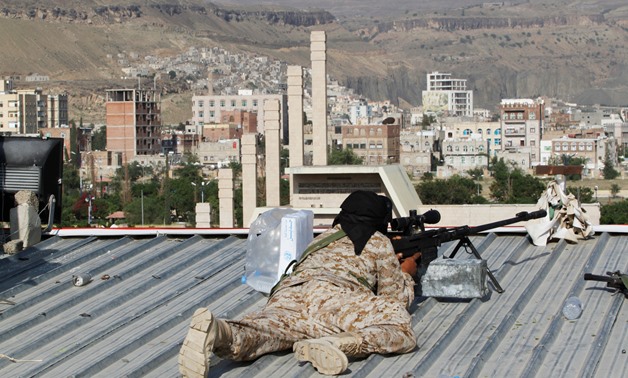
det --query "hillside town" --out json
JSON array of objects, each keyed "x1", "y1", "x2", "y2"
[{"x1": 1, "y1": 33, "x2": 627, "y2": 226}]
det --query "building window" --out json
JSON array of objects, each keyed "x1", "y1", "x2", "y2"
[
  {"x1": 253, "y1": 100, "x2": 258, "y2": 107},
  {"x1": 530, "y1": 140, "x2": 536, "y2": 147},
  {"x1": 463, "y1": 146, "x2": 468, "y2": 152},
  {"x1": 495, "y1": 138, "x2": 501, "y2": 145},
  {"x1": 242, "y1": 100, "x2": 247, "y2": 107},
  {"x1": 447, "y1": 145, "x2": 452, "y2": 152},
  {"x1": 209, "y1": 100, "x2": 215, "y2": 107},
  {"x1": 220, "y1": 100, "x2": 225, "y2": 107},
  {"x1": 586, "y1": 142, "x2": 593, "y2": 151},
  {"x1": 478, "y1": 129, "x2": 483, "y2": 134},
  {"x1": 210, "y1": 111, "x2": 215, "y2": 117},
  {"x1": 230, "y1": 100, "x2": 236, "y2": 107},
  {"x1": 530, "y1": 128, "x2": 535, "y2": 133},
  {"x1": 486, "y1": 129, "x2": 491, "y2": 135},
  {"x1": 199, "y1": 111, "x2": 204, "y2": 118},
  {"x1": 555, "y1": 144, "x2": 561, "y2": 151},
  {"x1": 529, "y1": 112, "x2": 536, "y2": 120},
  {"x1": 198, "y1": 101, "x2": 203, "y2": 108}
]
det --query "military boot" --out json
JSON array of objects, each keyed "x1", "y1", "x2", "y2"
[
  {"x1": 179, "y1": 308, "x2": 232, "y2": 378},
  {"x1": 293, "y1": 332, "x2": 362, "y2": 375}
]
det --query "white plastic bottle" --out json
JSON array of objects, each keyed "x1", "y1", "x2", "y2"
[{"x1": 562, "y1": 296, "x2": 583, "y2": 320}]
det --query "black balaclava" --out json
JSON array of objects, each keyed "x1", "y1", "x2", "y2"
[{"x1": 332, "y1": 190, "x2": 393, "y2": 255}]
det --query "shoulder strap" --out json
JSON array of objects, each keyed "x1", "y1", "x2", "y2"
[{"x1": 269, "y1": 229, "x2": 346, "y2": 297}]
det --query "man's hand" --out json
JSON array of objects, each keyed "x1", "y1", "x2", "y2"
[{"x1": 397, "y1": 252, "x2": 421, "y2": 277}]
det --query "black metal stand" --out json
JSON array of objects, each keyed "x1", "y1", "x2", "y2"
[{"x1": 446, "y1": 236, "x2": 505, "y2": 293}]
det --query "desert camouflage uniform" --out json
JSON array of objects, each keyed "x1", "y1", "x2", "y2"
[{"x1": 214, "y1": 225, "x2": 417, "y2": 361}]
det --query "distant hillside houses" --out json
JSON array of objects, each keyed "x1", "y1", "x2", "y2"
[{"x1": 24, "y1": 73, "x2": 49, "y2": 82}]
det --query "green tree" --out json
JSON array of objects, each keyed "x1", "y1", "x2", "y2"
[
  {"x1": 610, "y1": 183, "x2": 621, "y2": 198},
  {"x1": 603, "y1": 151, "x2": 619, "y2": 179},
  {"x1": 600, "y1": 200, "x2": 628, "y2": 224},
  {"x1": 566, "y1": 186, "x2": 594, "y2": 203},
  {"x1": 489, "y1": 158, "x2": 545, "y2": 203},
  {"x1": 92, "y1": 126, "x2": 107, "y2": 151},
  {"x1": 416, "y1": 175, "x2": 487, "y2": 204},
  {"x1": 328, "y1": 148, "x2": 363, "y2": 165},
  {"x1": 421, "y1": 114, "x2": 434, "y2": 128}
]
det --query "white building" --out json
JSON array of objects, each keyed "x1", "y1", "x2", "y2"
[
  {"x1": 422, "y1": 72, "x2": 473, "y2": 117},
  {"x1": 191, "y1": 91, "x2": 287, "y2": 135}
]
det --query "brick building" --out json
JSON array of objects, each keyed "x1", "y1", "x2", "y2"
[{"x1": 105, "y1": 89, "x2": 162, "y2": 159}]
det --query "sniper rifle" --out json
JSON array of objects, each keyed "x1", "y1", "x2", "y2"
[
  {"x1": 584, "y1": 271, "x2": 628, "y2": 298},
  {"x1": 389, "y1": 209, "x2": 547, "y2": 293}
]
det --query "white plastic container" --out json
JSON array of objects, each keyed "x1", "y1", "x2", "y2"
[
  {"x1": 562, "y1": 296, "x2": 584, "y2": 320},
  {"x1": 244, "y1": 208, "x2": 313, "y2": 294}
]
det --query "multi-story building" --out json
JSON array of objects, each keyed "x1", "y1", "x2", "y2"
[
  {"x1": 197, "y1": 138, "x2": 241, "y2": 168},
  {"x1": 202, "y1": 123, "x2": 241, "y2": 143},
  {"x1": 550, "y1": 136, "x2": 616, "y2": 177},
  {"x1": 47, "y1": 94, "x2": 69, "y2": 128},
  {"x1": 340, "y1": 123, "x2": 400, "y2": 165},
  {"x1": 500, "y1": 98, "x2": 544, "y2": 166},
  {"x1": 105, "y1": 89, "x2": 162, "y2": 159},
  {"x1": 191, "y1": 90, "x2": 287, "y2": 136},
  {"x1": 442, "y1": 138, "x2": 489, "y2": 173},
  {"x1": 0, "y1": 81, "x2": 68, "y2": 134},
  {"x1": 218, "y1": 109, "x2": 257, "y2": 135},
  {"x1": 422, "y1": 72, "x2": 473, "y2": 117},
  {"x1": 400, "y1": 129, "x2": 437, "y2": 177}
]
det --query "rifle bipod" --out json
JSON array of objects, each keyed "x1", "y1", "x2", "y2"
[{"x1": 446, "y1": 236, "x2": 505, "y2": 294}]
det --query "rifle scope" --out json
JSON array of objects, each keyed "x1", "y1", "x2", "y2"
[{"x1": 390, "y1": 209, "x2": 441, "y2": 232}]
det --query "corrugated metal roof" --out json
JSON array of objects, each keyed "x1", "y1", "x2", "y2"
[{"x1": 1, "y1": 230, "x2": 628, "y2": 377}]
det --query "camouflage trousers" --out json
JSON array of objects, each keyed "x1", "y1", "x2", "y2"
[{"x1": 214, "y1": 279, "x2": 416, "y2": 361}]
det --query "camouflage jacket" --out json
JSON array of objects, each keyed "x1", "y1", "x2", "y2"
[{"x1": 276, "y1": 225, "x2": 415, "y2": 310}]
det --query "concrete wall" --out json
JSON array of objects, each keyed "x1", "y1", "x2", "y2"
[{"x1": 423, "y1": 203, "x2": 601, "y2": 227}]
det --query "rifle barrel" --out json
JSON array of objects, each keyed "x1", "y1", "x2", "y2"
[
  {"x1": 468, "y1": 209, "x2": 547, "y2": 234},
  {"x1": 584, "y1": 273, "x2": 614, "y2": 283}
]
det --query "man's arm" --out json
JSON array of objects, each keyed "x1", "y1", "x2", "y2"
[{"x1": 370, "y1": 232, "x2": 415, "y2": 309}]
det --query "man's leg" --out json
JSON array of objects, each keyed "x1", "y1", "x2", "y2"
[{"x1": 309, "y1": 283, "x2": 417, "y2": 357}]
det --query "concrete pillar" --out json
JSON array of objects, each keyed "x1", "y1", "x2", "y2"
[
  {"x1": 8, "y1": 190, "x2": 41, "y2": 250},
  {"x1": 195, "y1": 202, "x2": 211, "y2": 228},
  {"x1": 310, "y1": 30, "x2": 328, "y2": 166},
  {"x1": 287, "y1": 65, "x2": 304, "y2": 167},
  {"x1": 241, "y1": 133, "x2": 257, "y2": 227},
  {"x1": 264, "y1": 99, "x2": 281, "y2": 207},
  {"x1": 218, "y1": 168, "x2": 234, "y2": 228}
]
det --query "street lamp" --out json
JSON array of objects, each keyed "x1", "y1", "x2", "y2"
[
  {"x1": 594, "y1": 185, "x2": 598, "y2": 202},
  {"x1": 201, "y1": 181, "x2": 207, "y2": 203}
]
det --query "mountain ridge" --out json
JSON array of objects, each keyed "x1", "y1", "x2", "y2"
[{"x1": 0, "y1": 0, "x2": 626, "y2": 124}]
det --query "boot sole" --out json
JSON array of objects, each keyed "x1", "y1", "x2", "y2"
[
  {"x1": 293, "y1": 339, "x2": 348, "y2": 375},
  {"x1": 179, "y1": 308, "x2": 214, "y2": 378}
]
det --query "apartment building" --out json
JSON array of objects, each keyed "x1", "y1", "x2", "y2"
[
  {"x1": 422, "y1": 72, "x2": 473, "y2": 117},
  {"x1": 47, "y1": 94, "x2": 69, "y2": 128},
  {"x1": 105, "y1": 89, "x2": 162, "y2": 158},
  {"x1": 442, "y1": 138, "x2": 489, "y2": 172},
  {"x1": 550, "y1": 136, "x2": 616, "y2": 177},
  {"x1": 0, "y1": 80, "x2": 68, "y2": 134},
  {"x1": 500, "y1": 98, "x2": 544, "y2": 167},
  {"x1": 191, "y1": 90, "x2": 287, "y2": 136},
  {"x1": 400, "y1": 129, "x2": 438, "y2": 177},
  {"x1": 341, "y1": 123, "x2": 400, "y2": 165}
]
